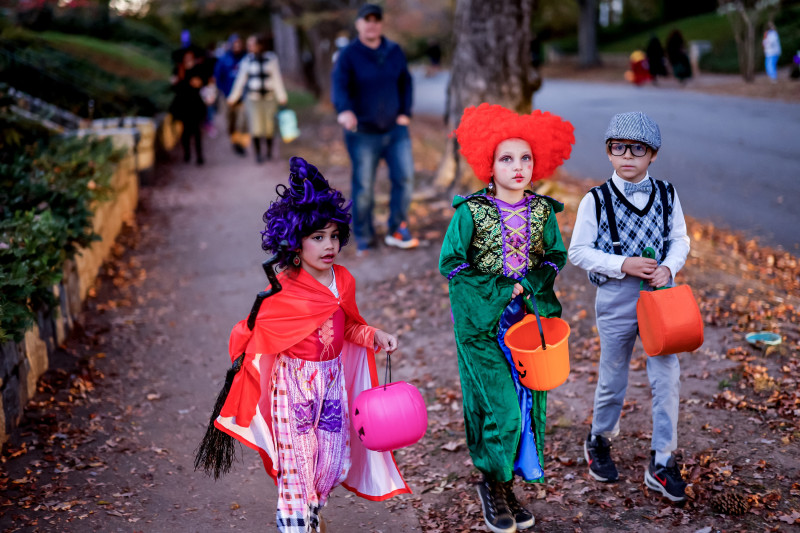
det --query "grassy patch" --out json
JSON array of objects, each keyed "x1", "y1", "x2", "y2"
[
  {"x1": 0, "y1": 28, "x2": 171, "y2": 117},
  {"x1": 600, "y1": 12, "x2": 733, "y2": 54},
  {"x1": 287, "y1": 89, "x2": 317, "y2": 111},
  {"x1": 36, "y1": 31, "x2": 170, "y2": 80}
]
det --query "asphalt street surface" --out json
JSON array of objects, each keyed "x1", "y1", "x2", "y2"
[{"x1": 413, "y1": 71, "x2": 800, "y2": 251}]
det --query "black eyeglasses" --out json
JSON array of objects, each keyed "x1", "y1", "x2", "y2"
[{"x1": 608, "y1": 142, "x2": 649, "y2": 157}]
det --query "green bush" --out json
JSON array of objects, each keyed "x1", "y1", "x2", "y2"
[{"x1": 0, "y1": 126, "x2": 120, "y2": 343}]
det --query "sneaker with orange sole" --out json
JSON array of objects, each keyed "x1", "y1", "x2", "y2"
[{"x1": 384, "y1": 221, "x2": 419, "y2": 249}]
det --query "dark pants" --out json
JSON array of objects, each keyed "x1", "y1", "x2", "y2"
[{"x1": 181, "y1": 120, "x2": 204, "y2": 163}]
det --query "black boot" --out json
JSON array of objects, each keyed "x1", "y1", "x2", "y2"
[
  {"x1": 253, "y1": 137, "x2": 262, "y2": 163},
  {"x1": 266, "y1": 137, "x2": 273, "y2": 160},
  {"x1": 476, "y1": 478, "x2": 516, "y2": 533},
  {"x1": 501, "y1": 480, "x2": 535, "y2": 529}
]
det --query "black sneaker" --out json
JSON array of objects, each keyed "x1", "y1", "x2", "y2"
[
  {"x1": 584, "y1": 432, "x2": 619, "y2": 482},
  {"x1": 644, "y1": 452, "x2": 687, "y2": 502},
  {"x1": 476, "y1": 479, "x2": 517, "y2": 533},
  {"x1": 500, "y1": 480, "x2": 534, "y2": 530}
]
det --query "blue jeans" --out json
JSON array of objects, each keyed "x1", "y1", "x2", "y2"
[
  {"x1": 765, "y1": 55, "x2": 779, "y2": 80},
  {"x1": 344, "y1": 124, "x2": 414, "y2": 249}
]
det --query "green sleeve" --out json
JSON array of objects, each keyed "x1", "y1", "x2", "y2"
[
  {"x1": 440, "y1": 205, "x2": 518, "y2": 344},
  {"x1": 520, "y1": 206, "x2": 567, "y2": 318}
]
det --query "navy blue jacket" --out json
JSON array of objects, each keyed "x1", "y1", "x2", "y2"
[
  {"x1": 331, "y1": 37, "x2": 413, "y2": 134},
  {"x1": 214, "y1": 50, "x2": 246, "y2": 97}
]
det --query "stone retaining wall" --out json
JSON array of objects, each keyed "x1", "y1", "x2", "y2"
[{"x1": 0, "y1": 115, "x2": 178, "y2": 444}]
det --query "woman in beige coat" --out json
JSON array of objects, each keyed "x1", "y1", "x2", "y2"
[{"x1": 228, "y1": 34, "x2": 288, "y2": 162}]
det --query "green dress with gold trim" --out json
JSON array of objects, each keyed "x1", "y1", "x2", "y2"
[{"x1": 439, "y1": 189, "x2": 567, "y2": 483}]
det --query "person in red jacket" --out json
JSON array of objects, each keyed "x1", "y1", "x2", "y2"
[{"x1": 216, "y1": 157, "x2": 409, "y2": 532}]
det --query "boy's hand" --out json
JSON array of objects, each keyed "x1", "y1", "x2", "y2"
[
  {"x1": 621, "y1": 257, "x2": 658, "y2": 279},
  {"x1": 648, "y1": 265, "x2": 672, "y2": 288},
  {"x1": 510, "y1": 283, "x2": 524, "y2": 301},
  {"x1": 374, "y1": 329, "x2": 398, "y2": 354}
]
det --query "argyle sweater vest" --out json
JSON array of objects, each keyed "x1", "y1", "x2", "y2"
[
  {"x1": 245, "y1": 52, "x2": 276, "y2": 97},
  {"x1": 588, "y1": 178, "x2": 674, "y2": 286}
]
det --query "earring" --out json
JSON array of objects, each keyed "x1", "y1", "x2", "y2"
[
  {"x1": 292, "y1": 255, "x2": 301, "y2": 266},
  {"x1": 487, "y1": 181, "x2": 495, "y2": 192}
]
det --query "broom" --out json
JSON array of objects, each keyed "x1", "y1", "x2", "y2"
[{"x1": 194, "y1": 250, "x2": 283, "y2": 479}]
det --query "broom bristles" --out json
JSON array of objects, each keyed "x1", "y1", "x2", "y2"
[{"x1": 194, "y1": 355, "x2": 244, "y2": 479}]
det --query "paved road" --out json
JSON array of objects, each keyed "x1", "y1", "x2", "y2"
[{"x1": 413, "y1": 71, "x2": 800, "y2": 251}]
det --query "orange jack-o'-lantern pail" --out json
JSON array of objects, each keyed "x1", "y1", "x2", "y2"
[
  {"x1": 637, "y1": 284, "x2": 704, "y2": 356},
  {"x1": 504, "y1": 314, "x2": 571, "y2": 391}
]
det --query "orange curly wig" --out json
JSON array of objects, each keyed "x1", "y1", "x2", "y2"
[{"x1": 453, "y1": 103, "x2": 575, "y2": 184}]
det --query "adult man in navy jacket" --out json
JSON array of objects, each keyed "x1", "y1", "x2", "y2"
[{"x1": 332, "y1": 3, "x2": 419, "y2": 254}]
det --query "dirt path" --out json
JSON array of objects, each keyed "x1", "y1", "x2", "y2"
[
  {"x1": 0, "y1": 131, "x2": 421, "y2": 532},
  {"x1": 2, "y1": 106, "x2": 799, "y2": 533}
]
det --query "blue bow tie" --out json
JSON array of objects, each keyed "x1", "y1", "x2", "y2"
[{"x1": 624, "y1": 179, "x2": 652, "y2": 196}]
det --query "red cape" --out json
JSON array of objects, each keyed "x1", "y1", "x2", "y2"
[
  {"x1": 214, "y1": 265, "x2": 410, "y2": 500},
  {"x1": 221, "y1": 265, "x2": 377, "y2": 427}
]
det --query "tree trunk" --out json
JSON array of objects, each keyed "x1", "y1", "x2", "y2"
[
  {"x1": 728, "y1": 5, "x2": 757, "y2": 82},
  {"x1": 743, "y1": 11, "x2": 755, "y2": 82},
  {"x1": 577, "y1": 0, "x2": 601, "y2": 68},
  {"x1": 720, "y1": 0, "x2": 779, "y2": 83},
  {"x1": 271, "y1": 13, "x2": 303, "y2": 82},
  {"x1": 273, "y1": 2, "x2": 357, "y2": 104},
  {"x1": 435, "y1": 0, "x2": 538, "y2": 190},
  {"x1": 303, "y1": 23, "x2": 340, "y2": 105}
]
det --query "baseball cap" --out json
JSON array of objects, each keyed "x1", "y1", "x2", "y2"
[{"x1": 357, "y1": 3, "x2": 383, "y2": 20}]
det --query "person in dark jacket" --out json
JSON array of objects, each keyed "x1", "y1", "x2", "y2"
[
  {"x1": 666, "y1": 30, "x2": 692, "y2": 84},
  {"x1": 169, "y1": 49, "x2": 209, "y2": 165},
  {"x1": 331, "y1": 3, "x2": 419, "y2": 254},
  {"x1": 646, "y1": 35, "x2": 668, "y2": 84}
]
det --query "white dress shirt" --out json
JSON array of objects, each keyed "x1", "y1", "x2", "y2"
[{"x1": 568, "y1": 172, "x2": 690, "y2": 280}]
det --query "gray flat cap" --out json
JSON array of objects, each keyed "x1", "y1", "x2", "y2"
[{"x1": 604, "y1": 111, "x2": 661, "y2": 150}]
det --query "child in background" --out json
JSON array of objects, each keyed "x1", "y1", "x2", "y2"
[
  {"x1": 440, "y1": 103, "x2": 574, "y2": 533},
  {"x1": 568, "y1": 111, "x2": 691, "y2": 502},
  {"x1": 216, "y1": 157, "x2": 409, "y2": 532}
]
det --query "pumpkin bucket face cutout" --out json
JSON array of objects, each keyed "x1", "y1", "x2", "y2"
[
  {"x1": 351, "y1": 354, "x2": 427, "y2": 452},
  {"x1": 504, "y1": 296, "x2": 571, "y2": 391}
]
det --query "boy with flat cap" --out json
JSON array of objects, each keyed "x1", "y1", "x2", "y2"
[{"x1": 568, "y1": 111, "x2": 691, "y2": 502}]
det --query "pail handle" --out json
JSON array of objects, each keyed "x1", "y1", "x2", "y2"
[
  {"x1": 383, "y1": 351, "x2": 392, "y2": 390},
  {"x1": 640, "y1": 246, "x2": 668, "y2": 292},
  {"x1": 523, "y1": 292, "x2": 548, "y2": 351}
]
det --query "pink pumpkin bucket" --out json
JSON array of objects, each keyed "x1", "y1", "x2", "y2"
[
  {"x1": 351, "y1": 354, "x2": 427, "y2": 452},
  {"x1": 503, "y1": 296, "x2": 571, "y2": 391}
]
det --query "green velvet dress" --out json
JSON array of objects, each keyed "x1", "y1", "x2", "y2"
[{"x1": 439, "y1": 189, "x2": 567, "y2": 483}]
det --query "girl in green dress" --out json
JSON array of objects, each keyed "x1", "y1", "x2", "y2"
[{"x1": 439, "y1": 103, "x2": 574, "y2": 533}]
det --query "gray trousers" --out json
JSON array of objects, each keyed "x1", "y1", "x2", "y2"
[{"x1": 591, "y1": 276, "x2": 680, "y2": 454}]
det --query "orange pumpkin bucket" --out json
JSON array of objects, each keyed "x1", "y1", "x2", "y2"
[
  {"x1": 637, "y1": 284, "x2": 704, "y2": 356},
  {"x1": 504, "y1": 297, "x2": 571, "y2": 391},
  {"x1": 636, "y1": 247, "x2": 704, "y2": 356}
]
